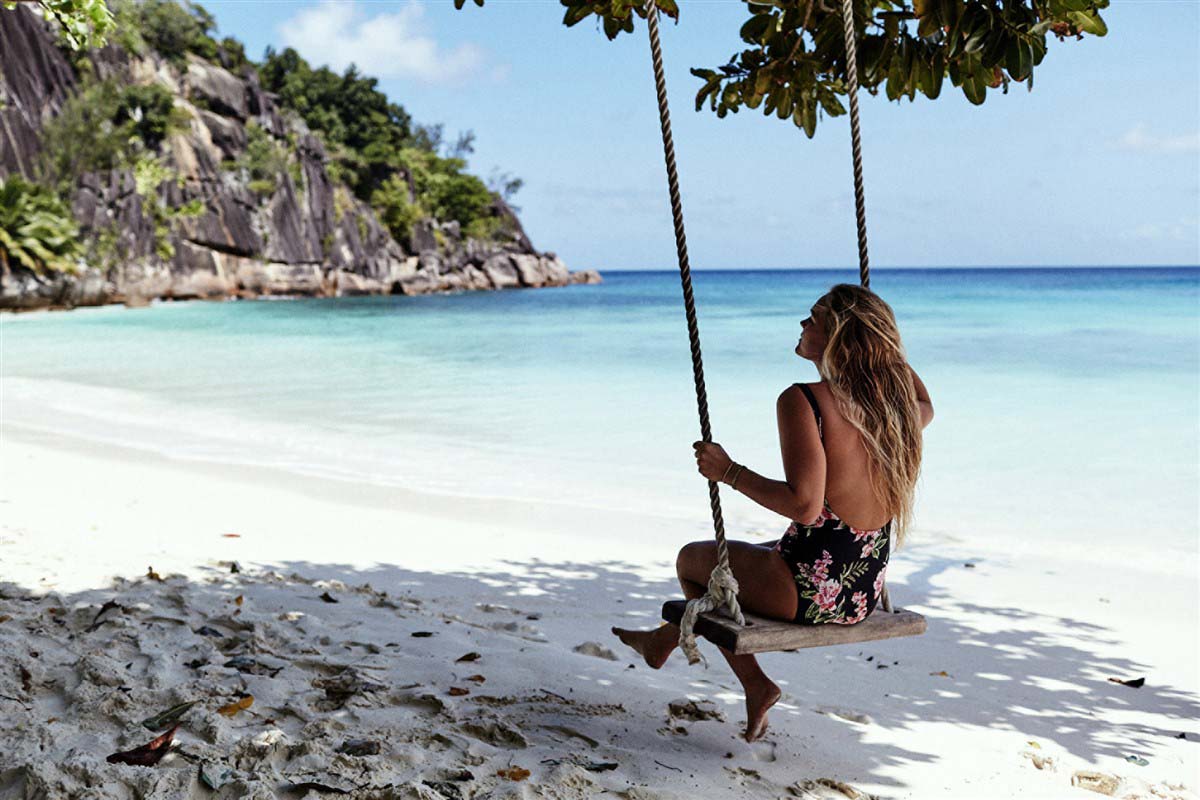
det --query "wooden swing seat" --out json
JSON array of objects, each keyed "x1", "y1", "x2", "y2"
[{"x1": 661, "y1": 600, "x2": 926, "y2": 656}]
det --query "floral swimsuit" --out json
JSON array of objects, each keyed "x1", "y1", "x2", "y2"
[{"x1": 773, "y1": 384, "x2": 890, "y2": 625}]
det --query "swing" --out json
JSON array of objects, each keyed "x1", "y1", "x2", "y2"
[{"x1": 641, "y1": 0, "x2": 928, "y2": 661}]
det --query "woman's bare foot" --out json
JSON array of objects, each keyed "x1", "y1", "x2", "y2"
[
  {"x1": 743, "y1": 680, "x2": 782, "y2": 742},
  {"x1": 611, "y1": 625, "x2": 676, "y2": 669}
]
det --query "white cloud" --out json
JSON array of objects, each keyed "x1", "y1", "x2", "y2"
[
  {"x1": 1117, "y1": 123, "x2": 1200, "y2": 154},
  {"x1": 278, "y1": 0, "x2": 485, "y2": 83}
]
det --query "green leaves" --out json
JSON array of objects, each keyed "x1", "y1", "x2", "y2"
[
  {"x1": 448, "y1": 0, "x2": 1110, "y2": 139},
  {"x1": 0, "y1": 177, "x2": 81, "y2": 276},
  {"x1": 1, "y1": 0, "x2": 117, "y2": 50},
  {"x1": 686, "y1": 0, "x2": 1108, "y2": 137}
]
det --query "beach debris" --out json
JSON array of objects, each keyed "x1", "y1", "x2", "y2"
[
  {"x1": 448, "y1": 687, "x2": 470, "y2": 696},
  {"x1": 234, "y1": 595, "x2": 244, "y2": 607},
  {"x1": 318, "y1": 592, "x2": 338, "y2": 604},
  {"x1": 229, "y1": 562, "x2": 241, "y2": 574},
  {"x1": 412, "y1": 631, "x2": 435, "y2": 638},
  {"x1": 667, "y1": 698, "x2": 725, "y2": 723},
  {"x1": 282, "y1": 781, "x2": 352, "y2": 795},
  {"x1": 221, "y1": 533, "x2": 241, "y2": 538},
  {"x1": 1071, "y1": 771, "x2": 1121, "y2": 796},
  {"x1": 1027, "y1": 741, "x2": 1040, "y2": 749},
  {"x1": 526, "y1": 613, "x2": 542, "y2": 620},
  {"x1": 194, "y1": 625, "x2": 222, "y2": 638},
  {"x1": 573, "y1": 642, "x2": 619, "y2": 661},
  {"x1": 465, "y1": 674, "x2": 486, "y2": 683},
  {"x1": 1022, "y1": 751, "x2": 1055, "y2": 770},
  {"x1": 455, "y1": 651, "x2": 481, "y2": 663},
  {"x1": 223, "y1": 656, "x2": 282, "y2": 677},
  {"x1": 964, "y1": 563, "x2": 975, "y2": 569},
  {"x1": 88, "y1": 599, "x2": 124, "y2": 632},
  {"x1": 18, "y1": 666, "x2": 32, "y2": 694},
  {"x1": 0, "y1": 615, "x2": 10, "y2": 624},
  {"x1": 146, "y1": 567, "x2": 164, "y2": 582},
  {"x1": 496, "y1": 766, "x2": 531, "y2": 781},
  {"x1": 141, "y1": 700, "x2": 198, "y2": 730},
  {"x1": 929, "y1": 670, "x2": 951, "y2": 678},
  {"x1": 314, "y1": 667, "x2": 385, "y2": 708},
  {"x1": 423, "y1": 781, "x2": 464, "y2": 800},
  {"x1": 1176, "y1": 732, "x2": 1188, "y2": 739},
  {"x1": 198, "y1": 763, "x2": 234, "y2": 790},
  {"x1": 585, "y1": 762, "x2": 619, "y2": 772},
  {"x1": 788, "y1": 778, "x2": 879, "y2": 799},
  {"x1": 1108, "y1": 676, "x2": 1145, "y2": 688},
  {"x1": 336, "y1": 738, "x2": 381, "y2": 756},
  {"x1": 217, "y1": 695, "x2": 254, "y2": 718},
  {"x1": 1124, "y1": 754, "x2": 1149, "y2": 766},
  {"x1": 106, "y1": 724, "x2": 179, "y2": 766}
]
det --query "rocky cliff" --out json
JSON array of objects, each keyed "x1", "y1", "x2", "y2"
[{"x1": 0, "y1": 7, "x2": 599, "y2": 310}]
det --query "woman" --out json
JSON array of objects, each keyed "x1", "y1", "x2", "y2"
[{"x1": 612, "y1": 284, "x2": 934, "y2": 743}]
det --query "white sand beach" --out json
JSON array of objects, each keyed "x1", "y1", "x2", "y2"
[{"x1": 1, "y1": 424, "x2": 1196, "y2": 799}]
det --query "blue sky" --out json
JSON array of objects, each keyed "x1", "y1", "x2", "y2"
[{"x1": 202, "y1": 1, "x2": 1199, "y2": 271}]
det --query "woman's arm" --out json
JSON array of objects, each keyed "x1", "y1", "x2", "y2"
[
  {"x1": 692, "y1": 386, "x2": 825, "y2": 523},
  {"x1": 909, "y1": 364, "x2": 935, "y2": 428}
]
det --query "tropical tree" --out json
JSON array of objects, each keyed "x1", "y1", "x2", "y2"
[
  {"x1": 0, "y1": 177, "x2": 81, "y2": 276},
  {"x1": 1, "y1": 0, "x2": 115, "y2": 50},
  {"x1": 454, "y1": 0, "x2": 1108, "y2": 137}
]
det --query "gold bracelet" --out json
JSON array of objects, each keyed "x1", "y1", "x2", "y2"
[{"x1": 729, "y1": 464, "x2": 746, "y2": 490}]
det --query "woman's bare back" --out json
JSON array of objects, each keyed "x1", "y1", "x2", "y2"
[{"x1": 804, "y1": 381, "x2": 892, "y2": 530}]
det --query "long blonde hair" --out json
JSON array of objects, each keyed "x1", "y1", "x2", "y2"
[{"x1": 815, "y1": 284, "x2": 922, "y2": 548}]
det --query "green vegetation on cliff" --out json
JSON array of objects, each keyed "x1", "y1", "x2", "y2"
[{"x1": 0, "y1": 177, "x2": 81, "y2": 275}]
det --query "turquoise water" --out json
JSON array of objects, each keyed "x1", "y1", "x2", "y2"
[{"x1": 3, "y1": 268, "x2": 1197, "y2": 563}]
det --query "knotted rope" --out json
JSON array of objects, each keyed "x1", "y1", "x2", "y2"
[{"x1": 643, "y1": 0, "x2": 744, "y2": 665}]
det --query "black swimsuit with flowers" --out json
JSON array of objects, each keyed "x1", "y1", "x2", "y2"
[{"x1": 773, "y1": 384, "x2": 891, "y2": 625}]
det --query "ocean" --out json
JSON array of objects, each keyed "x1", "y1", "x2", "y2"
[{"x1": 3, "y1": 268, "x2": 1197, "y2": 568}]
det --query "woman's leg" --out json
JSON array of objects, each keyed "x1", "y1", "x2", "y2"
[{"x1": 612, "y1": 540, "x2": 797, "y2": 741}]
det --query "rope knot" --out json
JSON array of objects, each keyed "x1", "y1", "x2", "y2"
[{"x1": 677, "y1": 563, "x2": 744, "y2": 666}]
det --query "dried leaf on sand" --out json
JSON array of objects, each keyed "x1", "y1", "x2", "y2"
[
  {"x1": 448, "y1": 687, "x2": 470, "y2": 696},
  {"x1": 146, "y1": 567, "x2": 164, "y2": 582},
  {"x1": 319, "y1": 592, "x2": 339, "y2": 604},
  {"x1": 141, "y1": 700, "x2": 198, "y2": 730},
  {"x1": 106, "y1": 724, "x2": 179, "y2": 766},
  {"x1": 455, "y1": 652, "x2": 481, "y2": 663},
  {"x1": 1107, "y1": 676, "x2": 1145, "y2": 688},
  {"x1": 496, "y1": 766, "x2": 531, "y2": 781},
  {"x1": 217, "y1": 695, "x2": 254, "y2": 717}
]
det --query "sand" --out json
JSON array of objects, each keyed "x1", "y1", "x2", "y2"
[{"x1": 0, "y1": 427, "x2": 1196, "y2": 799}]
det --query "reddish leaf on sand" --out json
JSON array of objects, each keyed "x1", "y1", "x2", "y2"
[
  {"x1": 106, "y1": 724, "x2": 179, "y2": 766},
  {"x1": 234, "y1": 595, "x2": 244, "y2": 607},
  {"x1": 465, "y1": 674, "x2": 486, "y2": 683},
  {"x1": 496, "y1": 767, "x2": 530, "y2": 781},
  {"x1": 448, "y1": 687, "x2": 470, "y2": 696},
  {"x1": 455, "y1": 652, "x2": 481, "y2": 663},
  {"x1": 221, "y1": 533, "x2": 241, "y2": 538}
]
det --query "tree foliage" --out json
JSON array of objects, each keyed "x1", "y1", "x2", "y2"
[
  {"x1": 38, "y1": 78, "x2": 189, "y2": 196},
  {"x1": 1, "y1": 0, "x2": 115, "y2": 51},
  {"x1": 455, "y1": 0, "x2": 1108, "y2": 137},
  {"x1": 260, "y1": 47, "x2": 417, "y2": 199},
  {"x1": 0, "y1": 176, "x2": 81, "y2": 275}
]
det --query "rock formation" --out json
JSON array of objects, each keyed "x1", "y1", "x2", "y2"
[{"x1": 0, "y1": 7, "x2": 600, "y2": 310}]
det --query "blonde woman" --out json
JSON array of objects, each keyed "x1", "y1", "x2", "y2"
[{"x1": 612, "y1": 284, "x2": 934, "y2": 742}]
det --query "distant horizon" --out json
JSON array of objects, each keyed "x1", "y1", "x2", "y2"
[{"x1": 589, "y1": 264, "x2": 1200, "y2": 272}]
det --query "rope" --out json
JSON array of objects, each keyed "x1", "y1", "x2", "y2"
[
  {"x1": 838, "y1": 0, "x2": 897, "y2": 605},
  {"x1": 643, "y1": 0, "x2": 744, "y2": 666},
  {"x1": 839, "y1": 0, "x2": 870, "y2": 290}
]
